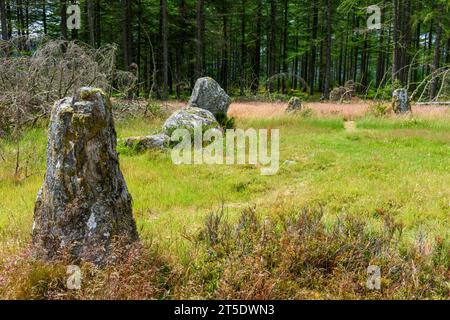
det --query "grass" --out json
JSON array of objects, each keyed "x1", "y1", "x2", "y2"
[{"x1": 0, "y1": 108, "x2": 449, "y2": 299}]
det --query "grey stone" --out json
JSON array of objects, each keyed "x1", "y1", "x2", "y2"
[
  {"x1": 188, "y1": 77, "x2": 231, "y2": 116},
  {"x1": 286, "y1": 97, "x2": 302, "y2": 113},
  {"x1": 330, "y1": 81, "x2": 356, "y2": 101},
  {"x1": 125, "y1": 133, "x2": 170, "y2": 151},
  {"x1": 162, "y1": 107, "x2": 220, "y2": 137},
  {"x1": 330, "y1": 87, "x2": 347, "y2": 101},
  {"x1": 392, "y1": 88, "x2": 411, "y2": 113},
  {"x1": 32, "y1": 87, "x2": 139, "y2": 265}
]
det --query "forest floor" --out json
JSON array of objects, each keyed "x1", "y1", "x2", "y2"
[{"x1": 0, "y1": 100, "x2": 449, "y2": 299}]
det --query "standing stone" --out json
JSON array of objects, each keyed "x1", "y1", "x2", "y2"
[
  {"x1": 392, "y1": 88, "x2": 411, "y2": 113},
  {"x1": 286, "y1": 97, "x2": 302, "y2": 113},
  {"x1": 188, "y1": 77, "x2": 231, "y2": 117},
  {"x1": 32, "y1": 87, "x2": 138, "y2": 265}
]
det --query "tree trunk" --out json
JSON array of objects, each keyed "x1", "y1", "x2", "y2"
[
  {"x1": 251, "y1": 0, "x2": 262, "y2": 94},
  {"x1": 268, "y1": 0, "x2": 276, "y2": 93},
  {"x1": 360, "y1": 35, "x2": 368, "y2": 91},
  {"x1": 220, "y1": 2, "x2": 229, "y2": 91},
  {"x1": 95, "y1": 0, "x2": 101, "y2": 47},
  {"x1": 195, "y1": 0, "x2": 205, "y2": 79},
  {"x1": 41, "y1": 0, "x2": 47, "y2": 35},
  {"x1": 426, "y1": 22, "x2": 433, "y2": 76},
  {"x1": 293, "y1": 33, "x2": 299, "y2": 90},
  {"x1": 122, "y1": 0, "x2": 132, "y2": 70},
  {"x1": 239, "y1": 0, "x2": 246, "y2": 96},
  {"x1": 136, "y1": 0, "x2": 142, "y2": 97},
  {"x1": 392, "y1": 0, "x2": 401, "y2": 84},
  {"x1": 323, "y1": 0, "x2": 332, "y2": 99},
  {"x1": 25, "y1": 0, "x2": 29, "y2": 37},
  {"x1": 161, "y1": 0, "x2": 169, "y2": 100},
  {"x1": 281, "y1": 0, "x2": 289, "y2": 94},
  {"x1": 338, "y1": 31, "x2": 344, "y2": 86},
  {"x1": 429, "y1": 11, "x2": 442, "y2": 100},
  {"x1": 308, "y1": 0, "x2": 318, "y2": 95},
  {"x1": 0, "y1": 0, "x2": 8, "y2": 40},
  {"x1": 87, "y1": 0, "x2": 96, "y2": 47},
  {"x1": 376, "y1": 27, "x2": 385, "y2": 88},
  {"x1": 446, "y1": 38, "x2": 450, "y2": 64}
]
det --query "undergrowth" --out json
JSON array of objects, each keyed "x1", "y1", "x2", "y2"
[{"x1": 1, "y1": 207, "x2": 447, "y2": 300}]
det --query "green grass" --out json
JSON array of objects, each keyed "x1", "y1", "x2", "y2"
[{"x1": 0, "y1": 112, "x2": 449, "y2": 298}]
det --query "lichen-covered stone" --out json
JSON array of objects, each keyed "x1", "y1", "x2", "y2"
[
  {"x1": 32, "y1": 87, "x2": 139, "y2": 265},
  {"x1": 330, "y1": 87, "x2": 347, "y2": 101},
  {"x1": 188, "y1": 77, "x2": 231, "y2": 116},
  {"x1": 330, "y1": 81, "x2": 356, "y2": 102},
  {"x1": 162, "y1": 107, "x2": 220, "y2": 137},
  {"x1": 392, "y1": 88, "x2": 411, "y2": 113},
  {"x1": 125, "y1": 133, "x2": 170, "y2": 151},
  {"x1": 286, "y1": 97, "x2": 302, "y2": 113}
]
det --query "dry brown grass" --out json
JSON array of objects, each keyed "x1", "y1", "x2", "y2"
[
  {"x1": 228, "y1": 100, "x2": 450, "y2": 120},
  {"x1": 0, "y1": 206, "x2": 448, "y2": 300}
]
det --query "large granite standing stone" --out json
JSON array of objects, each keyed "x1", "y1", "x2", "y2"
[
  {"x1": 392, "y1": 88, "x2": 411, "y2": 113},
  {"x1": 32, "y1": 87, "x2": 139, "y2": 265},
  {"x1": 188, "y1": 77, "x2": 231, "y2": 116}
]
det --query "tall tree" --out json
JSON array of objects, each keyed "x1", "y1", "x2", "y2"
[
  {"x1": 281, "y1": 0, "x2": 289, "y2": 94},
  {"x1": 161, "y1": 0, "x2": 169, "y2": 100},
  {"x1": 392, "y1": 0, "x2": 401, "y2": 84},
  {"x1": 195, "y1": 0, "x2": 205, "y2": 79},
  {"x1": 446, "y1": 38, "x2": 450, "y2": 64},
  {"x1": 251, "y1": 0, "x2": 262, "y2": 94},
  {"x1": 60, "y1": 0, "x2": 67, "y2": 40},
  {"x1": 323, "y1": 0, "x2": 333, "y2": 99},
  {"x1": 122, "y1": 0, "x2": 133, "y2": 70},
  {"x1": 308, "y1": 0, "x2": 319, "y2": 95},
  {"x1": 429, "y1": 3, "x2": 443, "y2": 99},
  {"x1": 95, "y1": 0, "x2": 101, "y2": 47},
  {"x1": 87, "y1": 0, "x2": 96, "y2": 47},
  {"x1": 267, "y1": 0, "x2": 277, "y2": 93},
  {"x1": 42, "y1": 0, "x2": 48, "y2": 35},
  {"x1": 0, "y1": 0, "x2": 8, "y2": 40},
  {"x1": 219, "y1": 0, "x2": 229, "y2": 91},
  {"x1": 239, "y1": 0, "x2": 247, "y2": 96}
]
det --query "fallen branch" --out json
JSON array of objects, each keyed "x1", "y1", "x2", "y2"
[{"x1": 414, "y1": 102, "x2": 450, "y2": 106}]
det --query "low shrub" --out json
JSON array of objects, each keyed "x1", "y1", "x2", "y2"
[
  {"x1": 368, "y1": 102, "x2": 392, "y2": 117},
  {"x1": 190, "y1": 207, "x2": 449, "y2": 299}
]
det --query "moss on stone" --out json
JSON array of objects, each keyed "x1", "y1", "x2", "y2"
[{"x1": 79, "y1": 88, "x2": 107, "y2": 101}]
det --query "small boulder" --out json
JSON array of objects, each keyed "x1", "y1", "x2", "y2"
[
  {"x1": 188, "y1": 77, "x2": 231, "y2": 116},
  {"x1": 162, "y1": 107, "x2": 220, "y2": 137},
  {"x1": 392, "y1": 88, "x2": 411, "y2": 113},
  {"x1": 125, "y1": 133, "x2": 170, "y2": 151},
  {"x1": 286, "y1": 97, "x2": 302, "y2": 113}
]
